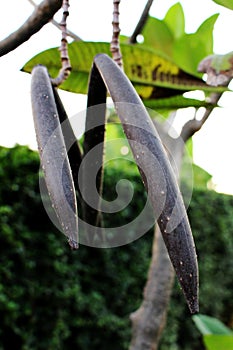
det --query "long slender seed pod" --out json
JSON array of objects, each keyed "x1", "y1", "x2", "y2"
[
  {"x1": 82, "y1": 63, "x2": 107, "y2": 231},
  {"x1": 92, "y1": 54, "x2": 199, "y2": 314},
  {"x1": 31, "y1": 65, "x2": 78, "y2": 249},
  {"x1": 52, "y1": 86, "x2": 83, "y2": 195}
]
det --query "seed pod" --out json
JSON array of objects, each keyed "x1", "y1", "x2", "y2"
[
  {"x1": 31, "y1": 65, "x2": 78, "y2": 249},
  {"x1": 52, "y1": 86, "x2": 83, "y2": 194},
  {"x1": 92, "y1": 54, "x2": 199, "y2": 314},
  {"x1": 81, "y1": 63, "x2": 107, "y2": 233}
]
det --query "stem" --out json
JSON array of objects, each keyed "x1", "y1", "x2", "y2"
[
  {"x1": 51, "y1": 0, "x2": 72, "y2": 86},
  {"x1": 129, "y1": 0, "x2": 154, "y2": 44},
  {"x1": 110, "y1": 0, "x2": 123, "y2": 68}
]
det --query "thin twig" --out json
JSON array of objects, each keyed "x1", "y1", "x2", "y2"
[
  {"x1": 50, "y1": 19, "x2": 81, "y2": 41},
  {"x1": 27, "y1": 0, "x2": 81, "y2": 41},
  {"x1": 181, "y1": 89, "x2": 229, "y2": 142},
  {"x1": 51, "y1": 0, "x2": 72, "y2": 86},
  {"x1": 129, "y1": 0, "x2": 154, "y2": 44},
  {"x1": 110, "y1": 0, "x2": 123, "y2": 69},
  {"x1": 0, "y1": 0, "x2": 63, "y2": 57}
]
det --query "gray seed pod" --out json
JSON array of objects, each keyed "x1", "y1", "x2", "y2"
[
  {"x1": 93, "y1": 54, "x2": 199, "y2": 314},
  {"x1": 31, "y1": 65, "x2": 78, "y2": 249}
]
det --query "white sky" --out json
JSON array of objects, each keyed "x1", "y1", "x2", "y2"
[{"x1": 1, "y1": 0, "x2": 233, "y2": 194}]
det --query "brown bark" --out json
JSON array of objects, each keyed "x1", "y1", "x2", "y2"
[
  {"x1": 0, "y1": 0, "x2": 63, "y2": 57},
  {"x1": 129, "y1": 226, "x2": 174, "y2": 350}
]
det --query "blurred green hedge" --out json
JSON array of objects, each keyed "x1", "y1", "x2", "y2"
[{"x1": 0, "y1": 145, "x2": 232, "y2": 349}]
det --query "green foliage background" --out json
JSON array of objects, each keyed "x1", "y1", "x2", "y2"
[{"x1": 0, "y1": 145, "x2": 232, "y2": 350}]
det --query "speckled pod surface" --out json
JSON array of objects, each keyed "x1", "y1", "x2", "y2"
[
  {"x1": 93, "y1": 54, "x2": 199, "y2": 314},
  {"x1": 31, "y1": 65, "x2": 78, "y2": 249}
]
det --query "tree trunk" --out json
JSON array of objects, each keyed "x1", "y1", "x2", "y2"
[
  {"x1": 129, "y1": 123, "x2": 185, "y2": 349},
  {"x1": 129, "y1": 226, "x2": 174, "y2": 350}
]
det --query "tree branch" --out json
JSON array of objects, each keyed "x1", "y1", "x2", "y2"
[
  {"x1": 27, "y1": 0, "x2": 81, "y2": 41},
  {"x1": 0, "y1": 0, "x2": 63, "y2": 58},
  {"x1": 181, "y1": 58, "x2": 233, "y2": 142},
  {"x1": 130, "y1": 226, "x2": 174, "y2": 350},
  {"x1": 181, "y1": 92, "x2": 224, "y2": 143},
  {"x1": 129, "y1": 0, "x2": 154, "y2": 44}
]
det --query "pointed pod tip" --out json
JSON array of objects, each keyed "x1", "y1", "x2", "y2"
[
  {"x1": 68, "y1": 238, "x2": 79, "y2": 250},
  {"x1": 188, "y1": 299, "x2": 199, "y2": 315}
]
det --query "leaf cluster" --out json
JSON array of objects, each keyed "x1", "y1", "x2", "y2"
[
  {"x1": 140, "y1": 3, "x2": 218, "y2": 77},
  {"x1": 22, "y1": 3, "x2": 226, "y2": 114}
]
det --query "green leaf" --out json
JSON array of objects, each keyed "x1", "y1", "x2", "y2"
[
  {"x1": 141, "y1": 16, "x2": 174, "y2": 57},
  {"x1": 192, "y1": 165, "x2": 212, "y2": 189},
  {"x1": 104, "y1": 123, "x2": 138, "y2": 175},
  {"x1": 173, "y1": 14, "x2": 219, "y2": 76},
  {"x1": 196, "y1": 14, "x2": 219, "y2": 54},
  {"x1": 203, "y1": 335, "x2": 233, "y2": 350},
  {"x1": 186, "y1": 138, "x2": 193, "y2": 157},
  {"x1": 119, "y1": 35, "x2": 129, "y2": 43},
  {"x1": 141, "y1": 9, "x2": 218, "y2": 78},
  {"x1": 212, "y1": 0, "x2": 233, "y2": 10},
  {"x1": 164, "y1": 2, "x2": 185, "y2": 39},
  {"x1": 144, "y1": 95, "x2": 216, "y2": 110},
  {"x1": 22, "y1": 41, "x2": 226, "y2": 98},
  {"x1": 193, "y1": 314, "x2": 233, "y2": 335}
]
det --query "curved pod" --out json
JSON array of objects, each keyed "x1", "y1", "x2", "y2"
[
  {"x1": 31, "y1": 65, "x2": 78, "y2": 249},
  {"x1": 82, "y1": 64, "x2": 107, "y2": 231},
  {"x1": 52, "y1": 86, "x2": 83, "y2": 194},
  {"x1": 91, "y1": 54, "x2": 199, "y2": 314}
]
